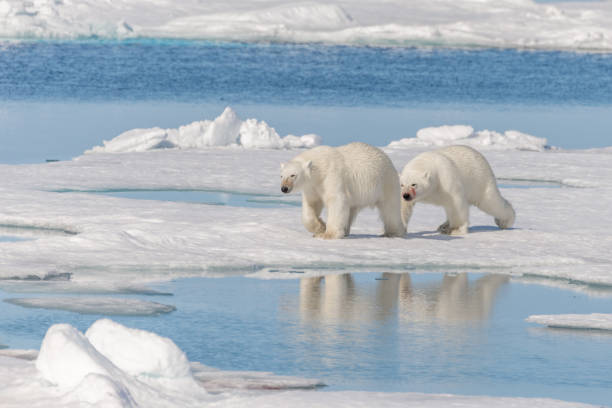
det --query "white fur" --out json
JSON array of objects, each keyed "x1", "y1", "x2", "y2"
[
  {"x1": 399, "y1": 145, "x2": 515, "y2": 235},
  {"x1": 281, "y1": 142, "x2": 405, "y2": 239}
]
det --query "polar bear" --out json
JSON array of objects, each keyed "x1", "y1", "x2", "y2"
[
  {"x1": 399, "y1": 145, "x2": 515, "y2": 235},
  {"x1": 280, "y1": 142, "x2": 405, "y2": 239}
]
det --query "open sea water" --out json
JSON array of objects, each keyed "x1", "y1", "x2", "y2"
[{"x1": 1, "y1": 41, "x2": 612, "y2": 163}]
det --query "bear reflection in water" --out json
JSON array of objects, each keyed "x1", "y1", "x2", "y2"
[{"x1": 298, "y1": 273, "x2": 508, "y2": 325}]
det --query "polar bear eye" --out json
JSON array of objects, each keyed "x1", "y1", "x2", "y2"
[
  {"x1": 290, "y1": 174, "x2": 296, "y2": 178},
  {"x1": 400, "y1": 184, "x2": 404, "y2": 187},
  {"x1": 411, "y1": 183, "x2": 417, "y2": 187}
]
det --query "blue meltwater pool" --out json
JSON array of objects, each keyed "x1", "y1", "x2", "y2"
[{"x1": 1, "y1": 272, "x2": 610, "y2": 406}]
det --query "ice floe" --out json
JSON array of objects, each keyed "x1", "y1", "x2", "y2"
[
  {"x1": 4, "y1": 297, "x2": 176, "y2": 316},
  {"x1": 527, "y1": 313, "x2": 612, "y2": 331},
  {"x1": 2, "y1": 0, "x2": 612, "y2": 51},
  {"x1": 387, "y1": 125, "x2": 550, "y2": 152},
  {"x1": 0, "y1": 319, "x2": 600, "y2": 408},
  {"x1": 1, "y1": 139, "x2": 612, "y2": 287},
  {"x1": 86, "y1": 107, "x2": 320, "y2": 153}
]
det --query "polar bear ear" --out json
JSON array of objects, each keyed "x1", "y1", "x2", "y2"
[
  {"x1": 303, "y1": 160, "x2": 312, "y2": 174},
  {"x1": 280, "y1": 162, "x2": 285, "y2": 170}
]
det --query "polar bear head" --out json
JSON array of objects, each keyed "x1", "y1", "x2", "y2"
[
  {"x1": 399, "y1": 167, "x2": 433, "y2": 202},
  {"x1": 280, "y1": 160, "x2": 312, "y2": 194}
]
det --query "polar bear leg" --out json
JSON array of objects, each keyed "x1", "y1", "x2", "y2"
[
  {"x1": 302, "y1": 197, "x2": 326, "y2": 235},
  {"x1": 401, "y1": 200, "x2": 415, "y2": 230},
  {"x1": 317, "y1": 196, "x2": 349, "y2": 239},
  {"x1": 439, "y1": 197, "x2": 469, "y2": 235},
  {"x1": 477, "y1": 191, "x2": 516, "y2": 230},
  {"x1": 377, "y1": 198, "x2": 406, "y2": 237},
  {"x1": 345, "y1": 207, "x2": 359, "y2": 236}
]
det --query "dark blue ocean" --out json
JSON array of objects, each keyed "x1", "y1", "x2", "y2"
[
  {"x1": 2, "y1": 41, "x2": 612, "y2": 105},
  {"x1": 1, "y1": 41, "x2": 612, "y2": 163}
]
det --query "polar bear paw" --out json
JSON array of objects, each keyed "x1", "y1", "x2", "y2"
[
  {"x1": 438, "y1": 221, "x2": 467, "y2": 235},
  {"x1": 437, "y1": 221, "x2": 451, "y2": 234},
  {"x1": 315, "y1": 230, "x2": 345, "y2": 240},
  {"x1": 382, "y1": 229, "x2": 405, "y2": 238},
  {"x1": 495, "y1": 217, "x2": 512, "y2": 229}
]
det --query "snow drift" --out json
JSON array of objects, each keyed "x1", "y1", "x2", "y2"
[
  {"x1": 87, "y1": 109, "x2": 550, "y2": 154},
  {"x1": 387, "y1": 125, "x2": 550, "y2": 151},
  {"x1": 86, "y1": 107, "x2": 321, "y2": 153}
]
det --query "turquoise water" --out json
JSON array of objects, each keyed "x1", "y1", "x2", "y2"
[
  {"x1": 0, "y1": 273, "x2": 611, "y2": 405},
  {"x1": 88, "y1": 189, "x2": 299, "y2": 207}
]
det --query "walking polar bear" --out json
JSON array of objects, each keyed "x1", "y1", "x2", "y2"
[
  {"x1": 400, "y1": 145, "x2": 515, "y2": 235},
  {"x1": 280, "y1": 142, "x2": 405, "y2": 239}
]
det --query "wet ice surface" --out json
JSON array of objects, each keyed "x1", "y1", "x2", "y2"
[
  {"x1": 0, "y1": 225, "x2": 75, "y2": 243},
  {"x1": 0, "y1": 273, "x2": 611, "y2": 405},
  {"x1": 527, "y1": 313, "x2": 612, "y2": 331},
  {"x1": 69, "y1": 189, "x2": 300, "y2": 208},
  {"x1": 0, "y1": 236, "x2": 30, "y2": 242},
  {"x1": 3, "y1": 297, "x2": 176, "y2": 316}
]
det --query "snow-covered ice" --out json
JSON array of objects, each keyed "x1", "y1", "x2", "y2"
[
  {"x1": 1, "y1": 109, "x2": 611, "y2": 286},
  {"x1": 86, "y1": 107, "x2": 321, "y2": 153},
  {"x1": 4, "y1": 297, "x2": 176, "y2": 316},
  {"x1": 2, "y1": 0, "x2": 612, "y2": 51},
  {"x1": 387, "y1": 125, "x2": 550, "y2": 152},
  {"x1": 527, "y1": 313, "x2": 612, "y2": 331},
  {"x1": 92, "y1": 111, "x2": 549, "y2": 154},
  {"x1": 0, "y1": 319, "x2": 601, "y2": 408}
]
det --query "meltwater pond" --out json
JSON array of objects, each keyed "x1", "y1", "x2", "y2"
[
  {"x1": 0, "y1": 273, "x2": 611, "y2": 405},
  {"x1": 61, "y1": 181, "x2": 559, "y2": 208},
  {"x1": 90, "y1": 189, "x2": 299, "y2": 207}
]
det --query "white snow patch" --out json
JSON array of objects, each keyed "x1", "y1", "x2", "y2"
[
  {"x1": 527, "y1": 313, "x2": 612, "y2": 331},
  {"x1": 87, "y1": 107, "x2": 321, "y2": 153},
  {"x1": 387, "y1": 125, "x2": 550, "y2": 151},
  {"x1": 35, "y1": 323, "x2": 129, "y2": 389},
  {"x1": 86, "y1": 319, "x2": 191, "y2": 378},
  {"x1": 4, "y1": 297, "x2": 176, "y2": 316}
]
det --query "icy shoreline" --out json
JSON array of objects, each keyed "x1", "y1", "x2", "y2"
[
  {"x1": 2, "y1": 0, "x2": 612, "y2": 52},
  {"x1": 527, "y1": 313, "x2": 612, "y2": 331}
]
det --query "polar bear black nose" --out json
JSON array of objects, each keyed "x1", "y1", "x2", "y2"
[
  {"x1": 403, "y1": 193, "x2": 412, "y2": 201},
  {"x1": 281, "y1": 186, "x2": 289, "y2": 193}
]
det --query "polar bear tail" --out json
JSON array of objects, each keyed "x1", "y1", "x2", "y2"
[{"x1": 494, "y1": 198, "x2": 515, "y2": 230}]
